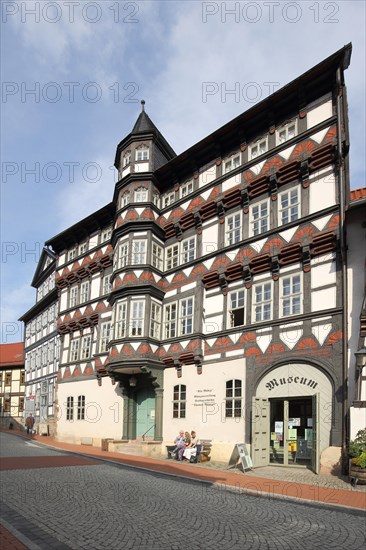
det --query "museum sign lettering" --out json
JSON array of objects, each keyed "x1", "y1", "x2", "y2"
[{"x1": 265, "y1": 376, "x2": 318, "y2": 391}]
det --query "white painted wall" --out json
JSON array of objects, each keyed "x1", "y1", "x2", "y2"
[
  {"x1": 163, "y1": 358, "x2": 246, "y2": 445},
  {"x1": 202, "y1": 223, "x2": 218, "y2": 256},
  {"x1": 309, "y1": 170, "x2": 336, "y2": 214},
  {"x1": 57, "y1": 378, "x2": 124, "y2": 443},
  {"x1": 307, "y1": 100, "x2": 333, "y2": 129},
  {"x1": 222, "y1": 173, "x2": 241, "y2": 193}
]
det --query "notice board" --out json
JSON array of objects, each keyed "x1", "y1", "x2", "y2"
[{"x1": 228, "y1": 443, "x2": 253, "y2": 472}]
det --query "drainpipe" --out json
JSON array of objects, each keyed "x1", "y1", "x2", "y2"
[{"x1": 336, "y1": 66, "x2": 348, "y2": 472}]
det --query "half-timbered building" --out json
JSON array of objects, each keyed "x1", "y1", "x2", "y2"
[{"x1": 21, "y1": 44, "x2": 358, "y2": 473}]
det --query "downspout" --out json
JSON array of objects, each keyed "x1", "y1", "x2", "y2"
[{"x1": 336, "y1": 66, "x2": 348, "y2": 472}]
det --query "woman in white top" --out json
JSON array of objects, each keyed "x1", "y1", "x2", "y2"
[{"x1": 183, "y1": 431, "x2": 200, "y2": 461}]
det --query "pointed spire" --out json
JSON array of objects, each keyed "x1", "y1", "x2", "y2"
[{"x1": 141, "y1": 99, "x2": 145, "y2": 112}]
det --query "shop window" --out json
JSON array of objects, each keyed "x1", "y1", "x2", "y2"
[
  {"x1": 173, "y1": 384, "x2": 186, "y2": 418},
  {"x1": 225, "y1": 379, "x2": 242, "y2": 418}
]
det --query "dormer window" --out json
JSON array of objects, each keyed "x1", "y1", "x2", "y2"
[
  {"x1": 123, "y1": 151, "x2": 131, "y2": 167},
  {"x1": 134, "y1": 187, "x2": 148, "y2": 202},
  {"x1": 135, "y1": 144, "x2": 149, "y2": 161}
]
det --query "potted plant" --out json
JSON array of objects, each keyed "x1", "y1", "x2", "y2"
[{"x1": 349, "y1": 428, "x2": 366, "y2": 485}]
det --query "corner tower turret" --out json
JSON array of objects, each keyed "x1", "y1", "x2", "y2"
[{"x1": 114, "y1": 100, "x2": 176, "y2": 180}]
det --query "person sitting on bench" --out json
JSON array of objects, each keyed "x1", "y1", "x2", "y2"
[
  {"x1": 183, "y1": 430, "x2": 200, "y2": 462},
  {"x1": 178, "y1": 431, "x2": 191, "y2": 460},
  {"x1": 170, "y1": 430, "x2": 185, "y2": 458}
]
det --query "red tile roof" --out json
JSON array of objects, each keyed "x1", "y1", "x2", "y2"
[
  {"x1": 350, "y1": 187, "x2": 366, "y2": 201},
  {"x1": 0, "y1": 343, "x2": 24, "y2": 367}
]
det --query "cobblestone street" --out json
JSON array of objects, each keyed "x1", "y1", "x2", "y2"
[{"x1": 1, "y1": 433, "x2": 365, "y2": 550}]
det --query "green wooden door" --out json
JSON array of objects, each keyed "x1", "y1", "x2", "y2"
[{"x1": 136, "y1": 388, "x2": 155, "y2": 438}]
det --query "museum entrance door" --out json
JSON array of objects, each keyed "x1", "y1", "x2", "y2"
[{"x1": 269, "y1": 395, "x2": 319, "y2": 472}]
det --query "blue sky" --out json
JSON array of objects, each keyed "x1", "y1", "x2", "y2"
[{"x1": 1, "y1": 0, "x2": 365, "y2": 343}]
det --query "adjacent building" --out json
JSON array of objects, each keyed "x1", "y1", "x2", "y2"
[
  {"x1": 19, "y1": 248, "x2": 60, "y2": 436},
  {"x1": 21, "y1": 44, "x2": 362, "y2": 473},
  {"x1": 0, "y1": 342, "x2": 25, "y2": 429},
  {"x1": 347, "y1": 188, "x2": 366, "y2": 439}
]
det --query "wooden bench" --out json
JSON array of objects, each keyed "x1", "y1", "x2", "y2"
[{"x1": 166, "y1": 440, "x2": 212, "y2": 463}]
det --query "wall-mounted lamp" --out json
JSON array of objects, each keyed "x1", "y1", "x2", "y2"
[
  {"x1": 129, "y1": 375, "x2": 137, "y2": 387},
  {"x1": 355, "y1": 348, "x2": 366, "y2": 368},
  {"x1": 97, "y1": 376, "x2": 102, "y2": 387}
]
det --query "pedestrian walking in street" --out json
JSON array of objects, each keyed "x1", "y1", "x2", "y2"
[{"x1": 25, "y1": 414, "x2": 35, "y2": 435}]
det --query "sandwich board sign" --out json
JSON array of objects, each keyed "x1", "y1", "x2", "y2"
[{"x1": 228, "y1": 443, "x2": 253, "y2": 472}]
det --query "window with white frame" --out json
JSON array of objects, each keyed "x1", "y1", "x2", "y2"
[
  {"x1": 166, "y1": 244, "x2": 179, "y2": 270},
  {"x1": 164, "y1": 303, "x2": 177, "y2": 339},
  {"x1": 80, "y1": 281, "x2": 90, "y2": 303},
  {"x1": 225, "y1": 213, "x2": 242, "y2": 246},
  {"x1": 135, "y1": 144, "x2": 149, "y2": 161},
  {"x1": 130, "y1": 300, "x2": 144, "y2": 336},
  {"x1": 173, "y1": 384, "x2": 186, "y2": 418},
  {"x1": 77, "y1": 395, "x2": 85, "y2": 420},
  {"x1": 123, "y1": 151, "x2": 131, "y2": 167},
  {"x1": 181, "y1": 237, "x2": 196, "y2": 264},
  {"x1": 100, "y1": 321, "x2": 111, "y2": 352},
  {"x1": 101, "y1": 227, "x2": 112, "y2": 243},
  {"x1": 66, "y1": 396, "x2": 74, "y2": 421},
  {"x1": 228, "y1": 290, "x2": 245, "y2": 328},
  {"x1": 68, "y1": 248, "x2": 77, "y2": 261},
  {"x1": 132, "y1": 240, "x2": 146, "y2": 265},
  {"x1": 180, "y1": 298, "x2": 194, "y2": 335},
  {"x1": 79, "y1": 242, "x2": 87, "y2": 255},
  {"x1": 42, "y1": 344, "x2": 48, "y2": 364},
  {"x1": 152, "y1": 242, "x2": 163, "y2": 270},
  {"x1": 180, "y1": 180, "x2": 194, "y2": 198},
  {"x1": 281, "y1": 274, "x2": 302, "y2": 317},
  {"x1": 250, "y1": 138, "x2": 268, "y2": 159},
  {"x1": 42, "y1": 311, "x2": 48, "y2": 328},
  {"x1": 115, "y1": 301, "x2": 127, "y2": 339},
  {"x1": 80, "y1": 335, "x2": 91, "y2": 360},
  {"x1": 278, "y1": 187, "x2": 300, "y2": 225},
  {"x1": 120, "y1": 191, "x2": 130, "y2": 208},
  {"x1": 48, "y1": 341, "x2": 54, "y2": 363},
  {"x1": 48, "y1": 383, "x2": 54, "y2": 406},
  {"x1": 253, "y1": 282, "x2": 272, "y2": 322},
  {"x1": 225, "y1": 379, "x2": 242, "y2": 418},
  {"x1": 223, "y1": 153, "x2": 240, "y2": 174},
  {"x1": 134, "y1": 187, "x2": 148, "y2": 202},
  {"x1": 153, "y1": 193, "x2": 160, "y2": 207},
  {"x1": 150, "y1": 302, "x2": 162, "y2": 339},
  {"x1": 117, "y1": 242, "x2": 129, "y2": 269},
  {"x1": 163, "y1": 192, "x2": 175, "y2": 208},
  {"x1": 277, "y1": 121, "x2": 297, "y2": 144},
  {"x1": 70, "y1": 339, "x2": 80, "y2": 362},
  {"x1": 102, "y1": 274, "x2": 112, "y2": 295},
  {"x1": 250, "y1": 199, "x2": 269, "y2": 236},
  {"x1": 70, "y1": 286, "x2": 78, "y2": 307}
]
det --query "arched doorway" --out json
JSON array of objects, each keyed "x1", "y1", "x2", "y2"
[{"x1": 252, "y1": 363, "x2": 333, "y2": 473}]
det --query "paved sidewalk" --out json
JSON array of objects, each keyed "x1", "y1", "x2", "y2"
[{"x1": 1, "y1": 429, "x2": 366, "y2": 513}]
